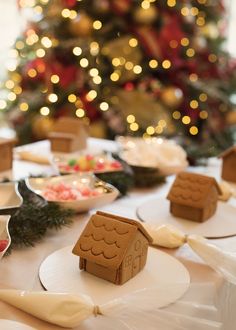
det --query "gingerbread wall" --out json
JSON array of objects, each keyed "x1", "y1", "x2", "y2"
[
  {"x1": 0, "y1": 144, "x2": 13, "y2": 172},
  {"x1": 120, "y1": 230, "x2": 149, "y2": 284},
  {"x1": 170, "y1": 203, "x2": 202, "y2": 222},
  {"x1": 222, "y1": 154, "x2": 236, "y2": 183},
  {"x1": 202, "y1": 186, "x2": 218, "y2": 220}
]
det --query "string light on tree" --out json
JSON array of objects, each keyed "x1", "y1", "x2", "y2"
[
  {"x1": 68, "y1": 94, "x2": 77, "y2": 103},
  {"x1": 40, "y1": 106, "x2": 50, "y2": 116},
  {"x1": 190, "y1": 100, "x2": 199, "y2": 109},
  {"x1": 199, "y1": 93, "x2": 208, "y2": 102},
  {"x1": 129, "y1": 38, "x2": 138, "y2": 47},
  {"x1": 149, "y1": 59, "x2": 158, "y2": 68},
  {"x1": 167, "y1": 0, "x2": 176, "y2": 7},
  {"x1": 100, "y1": 102, "x2": 109, "y2": 111},
  {"x1": 76, "y1": 108, "x2": 85, "y2": 117},
  {"x1": 199, "y1": 110, "x2": 208, "y2": 119},
  {"x1": 189, "y1": 126, "x2": 198, "y2": 135},
  {"x1": 51, "y1": 75, "x2": 60, "y2": 84},
  {"x1": 93, "y1": 20, "x2": 102, "y2": 30},
  {"x1": 146, "y1": 126, "x2": 155, "y2": 135},
  {"x1": 80, "y1": 58, "x2": 89, "y2": 67},
  {"x1": 182, "y1": 116, "x2": 191, "y2": 124},
  {"x1": 86, "y1": 90, "x2": 97, "y2": 101},
  {"x1": 155, "y1": 126, "x2": 163, "y2": 134},
  {"x1": 36, "y1": 48, "x2": 46, "y2": 57},
  {"x1": 48, "y1": 93, "x2": 58, "y2": 103},
  {"x1": 172, "y1": 111, "x2": 181, "y2": 120},
  {"x1": 126, "y1": 114, "x2": 136, "y2": 123},
  {"x1": 0, "y1": 100, "x2": 7, "y2": 110},
  {"x1": 93, "y1": 76, "x2": 102, "y2": 84},
  {"x1": 41, "y1": 37, "x2": 52, "y2": 48},
  {"x1": 73, "y1": 47, "x2": 82, "y2": 56},
  {"x1": 130, "y1": 122, "x2": 139, "y2": 131},
  {"x1": 162, "y1": 60, "x2": 171, "y2": 69},
  {"x1": 19, "y1": 102, "x2": 29, "y2": 111},
  {"x1": 8, "y1": 92, "x2": 16, "y2": 101}
]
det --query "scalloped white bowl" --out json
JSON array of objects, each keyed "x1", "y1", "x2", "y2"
[
  {"x1": 0, "y1": 182, "x2": 23, "y2": 214},
  {"x1": 26, "y1": 174, "x2": 119, "y2": 213},
  {"x1": 0, "y1": 215, "x2": 11, "y2": 260}
]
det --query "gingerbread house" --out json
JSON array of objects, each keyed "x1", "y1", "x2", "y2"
[
  {"x1": 167, "y1": 172, "x2": 222, "y2": 222},
  {"x1": 0, "y1": 138, "x2": 16, "y2": 172},
  {"x1": 72, "y1": 211, "x2": 152, "y2": 285},
  {"x1": 219, "y1": 146, "x2": 236, "y2": 183},
  {"x1": 48, "y1": 117, "x2": 88, "y2": 153}
]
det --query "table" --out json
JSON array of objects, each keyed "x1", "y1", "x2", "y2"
[{"x1": 0, "y1": 138, "x2": 235, "y2": 329}]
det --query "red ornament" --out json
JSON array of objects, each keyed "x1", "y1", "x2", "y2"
[
  {"x1": 110, "y1": 0, "x2": 132, "y2": 15},
  {"x1": 62, "y1": 0, "x2": 77, "y2": 8},
  {"x1": 124, "y1": 82, "x2": 134, "y2": 91},
  {"x1": 0, "y1": 239, "x2": 8, "y2": 252},
  {"x1": 24, "y1": 58, "x2": 46, "y2": 78},
  {"x1": 49, "y1": 61, "x2": 83, "y2": 89}
]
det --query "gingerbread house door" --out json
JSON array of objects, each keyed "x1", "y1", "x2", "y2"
[{"x1": 132, "y1": 255, "x2": 141, "y2": 277}]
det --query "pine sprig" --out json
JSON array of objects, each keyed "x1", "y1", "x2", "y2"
[{"x1": 7, "y1": 181, "x2": 75, "y2": 251}]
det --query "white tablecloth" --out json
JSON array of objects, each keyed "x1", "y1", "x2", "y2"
[{"x1": 0, "y1": 138, "x2": 235, "y2": 329}]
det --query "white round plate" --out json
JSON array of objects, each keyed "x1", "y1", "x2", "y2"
[
  {"x1": 137, "y1": 198, "x2": 236, "y2": 238},
  {"x1": 39, "y1": 245, "x2": 190, "y2": 307},
  {"x1": 0, "y1": 320, "x2": 35, "y2": 330}
]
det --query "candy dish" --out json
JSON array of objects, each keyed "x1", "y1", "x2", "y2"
[
  {"x1": 0, "y1": 182, "x2": 23, "y2": 215},
  {"x1": 26, "y1": 173, "x2": 119, "y2": 212},
  {"x1": 53, "y1": 153, "x2": 123, "y2": 174}
]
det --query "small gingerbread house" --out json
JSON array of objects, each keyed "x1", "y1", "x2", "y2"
[
  {"x1": 219, "y1": 146, "x2": 236, "y2": 183},
  {"x1": 48, "y1": 117, "x2": 88, "y2": 153},
  {"x1": 72, "y1": 211, "x2": 152, "y2": 285},
  {"x1": 0, "y1": 138, "x2": 16, "y2": 172},
  {"x1": 167, "y1": 172, "x2": 222, "y2": 222}
]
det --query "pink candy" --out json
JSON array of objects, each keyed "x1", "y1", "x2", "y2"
[{"x1": 43, "y1": 183, "x2": 100, "y2": 201}]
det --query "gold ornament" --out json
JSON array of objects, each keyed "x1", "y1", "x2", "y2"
[
  {"x1": 89, "y1": 120, "x2": 107, "y2": 138},
  {"x1": 68, "y1": 13, "x2": 93, "y2": 37},
  {"x1": 47, "y1": 0, "x2": 63, "y2": 18},
  {"x1": 161, "y1": 87, "x2": 183, "y2": 108},
  {"x1": 201, "y1": 23, "x2": 219, "y2": 39},
  {"x1": 105, "y1": 36, "x2": 142, "y2": 83},
  {"x1": 115, "y1": 89, "x2": 171, "y2": 131},
  {"x1": 226, "y1": 111, "x2": 236, "y2": 125},
  {"x1": 93, "y1": 0, "x2": 109, "y2": 13},
  {"x1": 32, "y1": 116, "x2": 54, "y2": 139},
  {"x1": 133, "y1": 6, "x2": 158, "y2": 25}
]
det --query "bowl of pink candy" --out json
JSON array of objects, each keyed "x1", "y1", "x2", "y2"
[
  {"x1": 0, "y1": 215, "x2": 11, "y2": 260},
  {"x1": 54, "y1": 154, "x2": 123, "y2": 174},
  {"x1": 25, "y1": 173, "x2": 119, "y2": 213}
]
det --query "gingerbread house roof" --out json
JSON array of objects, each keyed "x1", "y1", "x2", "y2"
[
  {"x1": 0, "y1": 138, "x2": 17, "y2": 146},
  {"x1": 72, "y1": 211, "x2": 152, "y2": 270},
  {"x1": 167, "y1": 172, "x2": 222, "y2": 208},
  {"x1": 50, "y1": 117, "x2": 87, "y2": 136},
  {"x1": 219, "y1": 146, "x2": 236, "y2": 159}
]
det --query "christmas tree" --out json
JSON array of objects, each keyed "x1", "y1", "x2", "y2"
[{"x1": 2, "y1": 0, "x2": 236, "y2": 158}]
